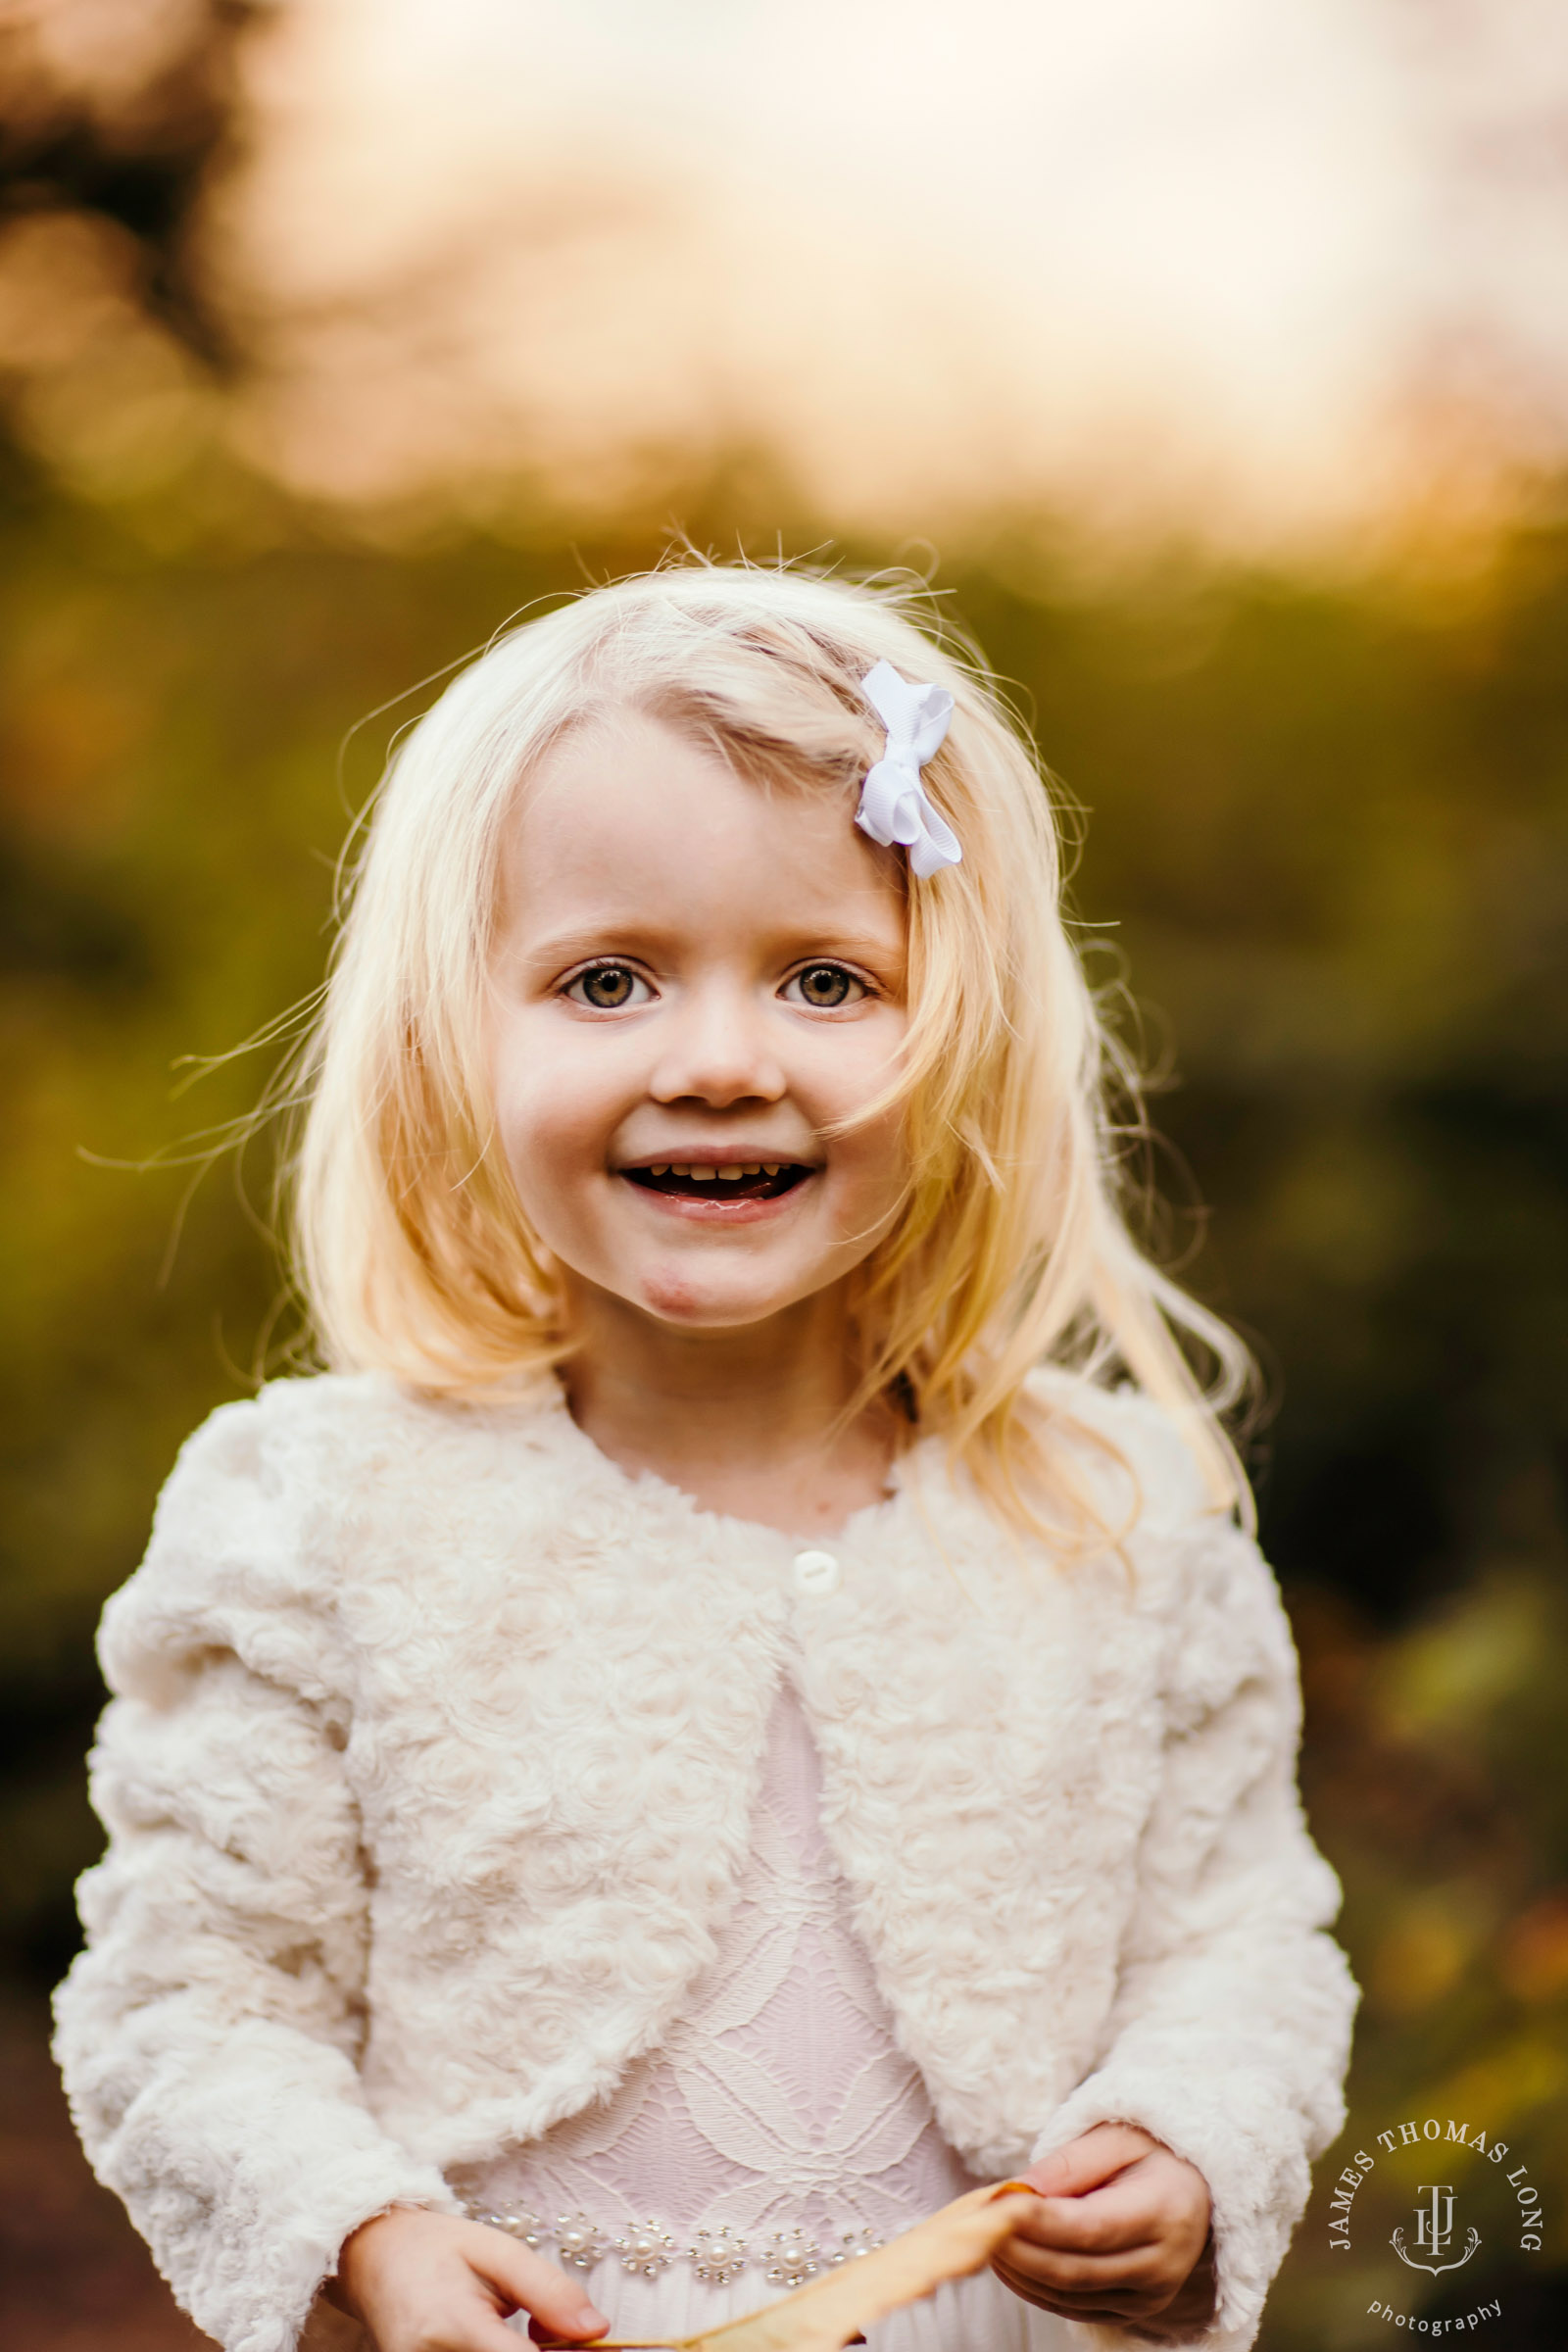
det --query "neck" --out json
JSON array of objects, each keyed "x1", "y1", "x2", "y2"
[{"x1": 560, "y1": 1281, "x2": 897, "y2": 1538}]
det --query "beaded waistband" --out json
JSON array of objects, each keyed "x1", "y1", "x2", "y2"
[{"x1": 463, "y1": 2202, "x2": 884, "y2": 2288}]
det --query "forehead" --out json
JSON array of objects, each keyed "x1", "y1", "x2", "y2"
[{"x1": 496, "y1": 707, "x2": 906, "y2": 948}]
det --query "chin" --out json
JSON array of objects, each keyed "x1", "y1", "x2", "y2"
[{"x1": 636, "y1": 1269, "x2": 814, "y2": 1329}]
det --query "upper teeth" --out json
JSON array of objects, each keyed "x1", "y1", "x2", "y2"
[{"x1": 643, "y1": 1162, "x2": 784, "y2": 1179}]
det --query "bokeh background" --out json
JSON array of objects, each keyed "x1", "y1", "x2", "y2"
[{"x1": 2, "y1": 3, "x2": 1566, "y2": 2346}]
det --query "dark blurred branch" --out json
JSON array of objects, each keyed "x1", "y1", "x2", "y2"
[{"x1": 0, "y1": 0, "x2": 257, "y2": 371}]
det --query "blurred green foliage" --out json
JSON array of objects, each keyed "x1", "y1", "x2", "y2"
[{"x1": 1, "y1": 454, "x2": 1565, "y2": 2346}]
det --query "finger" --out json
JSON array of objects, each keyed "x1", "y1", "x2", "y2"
[
  {"x1": 994, "y1": 2241, "x2": 1159, "y2": 2298},
  {"x1": 1024, "y1": 2124, "x2": 1157, "y2": 2200},
  {"x1": 405, "y1": 2278, "x2": 564, "y2": 2352},
  {"x1": 454, "y1": 2303, "x2": 566, "y2": 2352},
  {"x1": 461, "y1": 2227, "x2": 608, "y2": 2339},
  {"x1": 993, "y1": 2276, "x2": 1154, "y2": 2323},
  {"x1": 1007, "y1": 2184, "x2": 1165, "y2": 2256},
  {"x1": 992, "y1": 2255, "x2": 1169, "y2": 2321},
  {"x1": 998, "y1": 2289, "x2": 1153, "y2": 2326}
]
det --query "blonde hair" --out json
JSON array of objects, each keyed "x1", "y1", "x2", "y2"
[{"x1": 290, "y1": 561, "x2": 1254, "y2": 1541}]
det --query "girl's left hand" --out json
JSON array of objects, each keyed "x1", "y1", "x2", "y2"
[{"x1": 991, "y1": 2123, "x2": 1216, "y2": 2333}]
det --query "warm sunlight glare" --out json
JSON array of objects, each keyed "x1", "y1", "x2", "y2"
[{"x1": 209, "y1": 0, "x2": 1568, "y2": 549}]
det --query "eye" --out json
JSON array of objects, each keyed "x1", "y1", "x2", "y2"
[
  {"x1": 564, "y1": 963, "x2": 654, "y2": 1010},
  {"x1": 782, "y1": 962, "x2": 867, "y2": 1010}
]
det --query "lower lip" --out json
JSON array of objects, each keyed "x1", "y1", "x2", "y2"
[{"x1": 615, "y1": 1173, "x2": 817, "y2": 1226}]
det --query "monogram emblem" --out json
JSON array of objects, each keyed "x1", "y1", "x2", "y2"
[{"x1": 1392, "y1": 2183, "x2": 1481, "y2": 2277}]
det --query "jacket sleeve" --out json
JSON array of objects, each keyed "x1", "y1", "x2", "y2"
[
  {"x1": 51, "y1": 1396, "x2": 460, "y2": 2352},
  {"x1": 1030, "y1": 1507, "x2": 1357, "y2": 2352}
]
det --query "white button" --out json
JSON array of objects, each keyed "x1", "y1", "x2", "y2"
[{"x1": 792, "y1": 1547, "x2": 841, "y2": 1595}]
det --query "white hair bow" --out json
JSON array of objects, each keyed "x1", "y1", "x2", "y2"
[{"x1": 855, "y1": 660, "x2": 962, "y2": 878}]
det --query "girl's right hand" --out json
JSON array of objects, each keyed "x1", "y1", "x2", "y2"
[{"x1": 331, "y1": 2209, "x2": 610, "y2": 2352}]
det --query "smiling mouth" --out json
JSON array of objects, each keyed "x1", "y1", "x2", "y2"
[{"x1": 621, "y1": 1161, "x2": 815, "y2": 1201}]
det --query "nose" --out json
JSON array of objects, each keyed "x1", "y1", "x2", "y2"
[{"x1": 648, "y1": 979, "x2": 786, "y2": 1109}]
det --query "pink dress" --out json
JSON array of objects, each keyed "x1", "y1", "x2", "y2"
[{"x1": 454, "y1": 1679, "x2": 1067, "y2": 2352}]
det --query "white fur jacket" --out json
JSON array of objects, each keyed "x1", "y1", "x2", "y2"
[{"x1": 53, "y1": 1371, "x2": 1355, "y2": 2352}]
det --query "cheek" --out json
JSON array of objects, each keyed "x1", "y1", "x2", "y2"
[
  {"x1": 839, "y1": 1123, "x2": 909, "y2": 1223},
  {"x1": 490, "y1": 1029, "x2": 615, "y2": 1200},
  {"x1": 824, "y1": 1083, "x2": 908, "y2": 1199},
  {"x1": 799, "y1": 1014, "x2": 907, "y2": 1148}
]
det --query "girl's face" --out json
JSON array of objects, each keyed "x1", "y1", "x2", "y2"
[{"x1": 488, "y1": 708, "x2": 909, "y2": 1336}]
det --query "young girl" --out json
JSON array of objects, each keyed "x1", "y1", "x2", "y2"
[{"x1": 54, "y1": 564, "x2": 1355, "y2": 2352}]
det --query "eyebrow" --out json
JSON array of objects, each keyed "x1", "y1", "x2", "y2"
[{"x1": 511, "y1": 918, "x2": 906, "y2": 971}]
